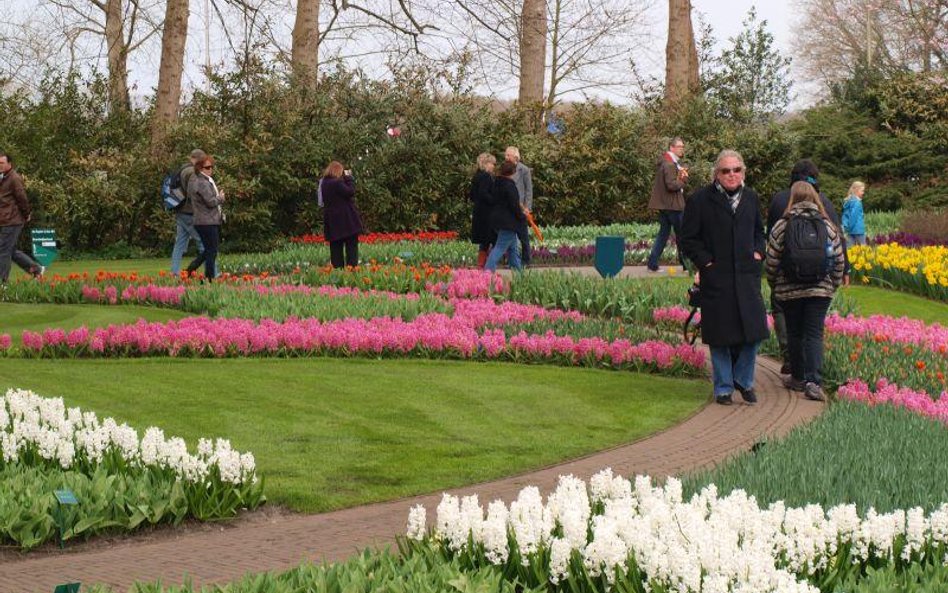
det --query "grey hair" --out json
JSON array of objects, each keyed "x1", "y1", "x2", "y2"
[
  {"x1": 714, "y1": 149, "x2": 745, "y2": 172},
  {"x1": 668, "y1": 137, "x2": 684, "y2": 149},
  {"x1": 476, "y1": 152, "x2": 496, "y2": 171}
]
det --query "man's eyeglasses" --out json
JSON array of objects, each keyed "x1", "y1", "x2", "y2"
[
  {"x1": 202, "y1": 166, "x2": 214, "y2": 170},
  {"x1": 718, "y1": 167, "x2": 743, "y2": 175}
]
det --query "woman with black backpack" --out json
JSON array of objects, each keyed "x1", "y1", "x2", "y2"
[{"x1": 765, "y1": 181, "x2": 846, "y2": 401}]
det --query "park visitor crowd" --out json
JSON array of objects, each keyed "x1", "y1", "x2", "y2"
[{"x1": 1, "y1": 140, "x2": 869, "y2": 407}]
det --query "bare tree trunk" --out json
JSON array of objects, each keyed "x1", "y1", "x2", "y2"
[
  {"x1": 153, "y1": 0, "x2": 189, "y2": 143},
  {"x1": 292, "y1": 0, "x2": 320, "y2": 86},
  {"x1": 518, "y1": 0, "x2": 547, "y2": 106},
  {"x1": 105, "y1": 0, "x2": 130, "y2": 110},
  {"x1": 664, "y1": 0, "x2": 698, "y2": 104}
]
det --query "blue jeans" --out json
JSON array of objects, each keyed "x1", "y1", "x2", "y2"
[
  {"x1": 485, "y1": 230, "x2": 522, "y2": 272},
  {"x1": 171, "y1": 212, "x2": 204, "y2": 274},
  {"x1": 647, "y1": 210, "x2": 683, "y2": 270},
  {"x1": 847, "y1": 234, "x2": 866, "y2": 246},
  {"x1": 709, "y1": 342, "x2": 759, "y2": 397}
]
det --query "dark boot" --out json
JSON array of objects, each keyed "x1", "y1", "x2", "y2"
[{"x1": 477, "y1": 250, "x2": 488, "y2": 269}]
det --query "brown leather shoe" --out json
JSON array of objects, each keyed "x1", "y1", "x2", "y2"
[{"x1": 783, "y1": 376, "x2": 805, "y2": 392}]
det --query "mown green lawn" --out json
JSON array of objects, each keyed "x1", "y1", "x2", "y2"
[
  {"x1": 0, "y1": 358, "x2": 706, "y2": 512},
  {"x1": 0, "y1": 302, "x2": 185, "y2": 343},
  {"x1": 840, "y1": 284, "x2": 948, "y2": 324}
]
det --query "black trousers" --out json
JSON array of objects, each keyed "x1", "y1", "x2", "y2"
[
  {"x1": 515, "y1": 223, "x2": 531, "y2": 266},
  {"x1": 780, "y1": 296, "x2": 832, "y2": 385},
  {"x1": 188, "y1": 225, "x2": 220, "y2": 279},
  {"x1": 329, "y1": 234, "x2": 359, "y2": 268}
]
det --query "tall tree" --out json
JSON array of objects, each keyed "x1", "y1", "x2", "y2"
[
  {"x1": 443, "y1": 0, "x2": 650, "y2": 106},
  {"x1": 664, "y1": 0, "x2": 699, "y2": 104},
  {"x1": 152, "y1": 0, "x2": 189, "y2": 141},
  {"x1": 519, "y1": 0, "x2": 547, "y2": 106},
  {"x1": 42, "y1": 0, "x2": 161, "y2": 111},
  {"x1": 292, "y1": 0, "x2": 320, "y2": 85},
  {"x1": 705, "y1": 8, "x2": 791, "y2": 122},
  {"x1": 795, "y1": 0, "x2": 947, "y2": 85}
]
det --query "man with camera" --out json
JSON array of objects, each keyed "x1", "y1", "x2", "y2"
[
  {"x1": 680, "y1": 150, "x2": 769, "y2": 406},
  {"x1": 647, "y1": 137, "x2": 689, "y2": 272}
]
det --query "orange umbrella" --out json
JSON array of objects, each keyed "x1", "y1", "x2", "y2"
[{"x1": 524, "y1": 209, "x2": 544, "y2": 243}]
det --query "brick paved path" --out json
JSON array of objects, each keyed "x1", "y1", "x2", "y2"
[{"x1": 0, "y1": 355, "x2": 823, "y2": 592}]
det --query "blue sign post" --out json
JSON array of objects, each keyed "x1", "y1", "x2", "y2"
[
  {"x1": 594, "y1": 236, "x2": 625, "y2": 278},
  {"x1": 53, "y1": 488, "x2": 78, "y2": 549}
]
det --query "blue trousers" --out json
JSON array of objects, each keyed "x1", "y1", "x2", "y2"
[
  {"x1": 171, "y1": 212, "x2": 204, "y2": 274},
  {"x1": 647, "y1": 210, "x2": 683, "y2": 270},
  {"x1": 709, "y1": 342, "x2": 759, "y2": 397},
  {"x1": 485, "y1": 230, "x2": 522, "y2": 272}
]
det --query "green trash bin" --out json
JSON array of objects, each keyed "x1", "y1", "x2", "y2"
[
  {"x1": 31, "y1": 229, "x2": 59, "y2": 269},
  {"x1": 594, "y1": 236, "x2": 625, "y2": 278}
]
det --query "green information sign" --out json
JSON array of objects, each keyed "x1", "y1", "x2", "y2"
[
  {"x1": 31, "y1": 228, "x2": 59, "y2": 268},
  {"x1": 594, "y1": 236, "x2": 625, "y2": 278},
  {"x1": 54, "y1": 584, "x2": 80, "y2": 593}
]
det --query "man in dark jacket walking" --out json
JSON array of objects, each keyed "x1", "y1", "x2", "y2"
[
  {"x1": 647, "y1": 137, "x2": 688, "y2": 271},
  {"x1": 767, "y1": 159, "x2": 848, "y2": 377},
  {"x1": 0, "y1": 152, "x2": 43, "y2": 283},
  {"x1": 681, "y1": 149, "x2": 769, "y2": 405}
]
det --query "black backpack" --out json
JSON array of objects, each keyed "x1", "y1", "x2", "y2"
[{"x1": 782, "y1": 213, "x2": 830, "y2": 283}]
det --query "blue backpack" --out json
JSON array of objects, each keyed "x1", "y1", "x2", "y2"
[{"x1": 160, "y1": 166, "x2": 187, "y2": 211}]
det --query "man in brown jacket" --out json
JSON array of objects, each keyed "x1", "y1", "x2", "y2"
[
  {"x1": 0, "y1": 152, "x2": 43, "y2": 283},
  {"x1": 646, "y1": 137, "x2": 688, "y2": 271}
]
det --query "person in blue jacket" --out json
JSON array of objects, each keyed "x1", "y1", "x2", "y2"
[{"x1": 841, "y1": 181, "x2": 867, "y2": 246}]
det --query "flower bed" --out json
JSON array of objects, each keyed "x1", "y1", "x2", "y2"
[
  {"x1": 848, "y1": 243, "x2": 948, "y2": 300},
  {"x1": 290, "y1": 231, "x2": 459, "y2": 244},
  {"x1": 8, "y1": 306, "x2": 705, "y2": 376},
  {"x1": 405, "y1": 467, "x2": 948, "y2": 593},
  {"x1": 838, "y1": 379, "x2": 948, "y2": 425},
  {"x1": 0, "y1": 388, "x2": 264, "y2": 549}
]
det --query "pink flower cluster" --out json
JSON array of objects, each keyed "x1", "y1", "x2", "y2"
[
  {"x1": 651, "y1": 306, "x2": 774, "y2": 330},
  {"x1": 17, "y1": 302, "x2": 704, "y2": 373},
  {"x1": 0, "y1": 334, "x2": 10, "y2": 350},
  {"x1": 837, "y1": 378, "x2": 948, "y2": 425},
  {"x1": 825, "y1": 313, "x2": 948, "y2": 354},
  {"x1": 426, "y1": 269, "x2": 508, "y2": 299},
  {"x1": 652, "y1": 305, "x2": 696, "y2": 325},
  {"x1": 245, "y1": 284, "x2": 419, "y2": 301},
  {"x1": 82, "y1": 284, "x2": 186, "y2": 305}
]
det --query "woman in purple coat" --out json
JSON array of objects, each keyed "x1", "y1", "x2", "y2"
[{"x1": 321, "y1": 161, "x2": 364, "y2": 268}]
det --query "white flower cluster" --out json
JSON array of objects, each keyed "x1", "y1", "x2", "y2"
[
  {"x1": 410, "y1": 468, "x2": 948, "y2": 593},
  {"x1": 1, "y1": 388, "x2": 256, "y2": 485}
]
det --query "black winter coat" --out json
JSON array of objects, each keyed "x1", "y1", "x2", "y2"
[
  {"x1": 469, "y1": 171, "x2": 496, "y2": 245},
  {"x1": 680, "y1": 183, "x2": 770, "y2": 347},
  {"x1": 321, "y1": 176, "x2": 364, "y2": 242},
  {"x1": 490, "y1": 177, "x2": 526, "y2": 232}
]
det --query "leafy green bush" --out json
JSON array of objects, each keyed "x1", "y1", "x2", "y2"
[{"x1": 682, "y1": 401, "x2": 948, "y2": 513}]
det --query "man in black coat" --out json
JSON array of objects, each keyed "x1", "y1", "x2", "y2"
[
  {"x1": 767, "y1": 159, "x2": 848, "y2": 377},
  {"x1": 681, "y1": 149, "x2": 770, "y2": 406}
]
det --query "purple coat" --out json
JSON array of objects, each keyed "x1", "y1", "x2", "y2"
[{"x1": 321, "y1": 176, "x2": 364, "y2": 242}]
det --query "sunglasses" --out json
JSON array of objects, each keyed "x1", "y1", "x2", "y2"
[
  {"x1": 718, "y1": 167, "x2": 743, "y2": 175},
  {"x1": 202, "y1": 165, "x2": 214, "y2": 170}
]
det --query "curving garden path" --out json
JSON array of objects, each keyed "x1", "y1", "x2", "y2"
[{"x1": 0, "y1": 353, "x2": 824, "y2": 593}]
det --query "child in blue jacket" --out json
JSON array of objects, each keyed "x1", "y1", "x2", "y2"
[{"x1": 841, "y1": 181, "x2": 866, "y2": 245}]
